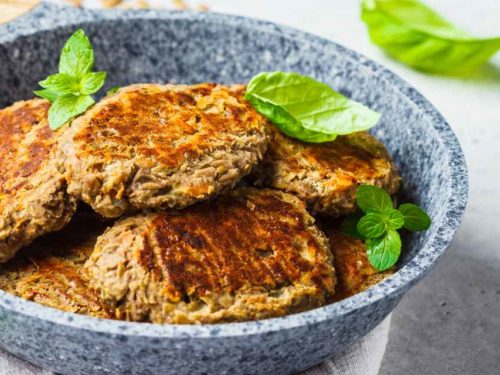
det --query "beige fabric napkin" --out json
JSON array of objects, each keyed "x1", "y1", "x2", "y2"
[
  {"x1": 304, "y1": 315, "x2": 391, "y2": 375},
  {"x1": 0, "y1": 315, "x2": 391, "y2": 375}
]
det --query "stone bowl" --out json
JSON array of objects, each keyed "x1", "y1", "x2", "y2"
[{"x1": 0, "y1": 3, "x2": 467, "y2": 374}]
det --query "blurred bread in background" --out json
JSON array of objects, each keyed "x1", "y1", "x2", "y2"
[
  {"x1": 0, "y1": 0, "x2": 39, "y2": 24},
  {"x1": 0, "y1": 0, "x2": 208, "y2": 25}
]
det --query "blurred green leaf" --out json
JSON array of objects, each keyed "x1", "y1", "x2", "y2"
[{"x1": 361, "y1": 0, "x2": 500, "y2": 75}]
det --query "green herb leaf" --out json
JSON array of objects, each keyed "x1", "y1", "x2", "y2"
[
  {"x1": 366, "y1": 229, "x2": 401, "y2": 271},
  {"x1": 352, "y1": 186, "x2": 431, "y2": 273},
  {"x1": 34, "y1": 89, "x2": 58, "y2": 103},
  {"x1": 59, "y1": 29, "x2": 94, "y2": 79},
  {"x1": 361, "y1": 0, "x2": 500, "y2": 75},
  {"x1": 245, "y1": 72, "x2": 380, "y2": 143},
  {"x1": 34, "y1": 29, "x2": 106, "y2": 129},
  {"x1": 48, "y1": 95, "x2": 94, "y2": 130},
  {"x1": 80, "y1": 72, "x2": 107, "y2": 95},
  {"x1": 356, "y1": 184, "x2": 393, "y2": 213},
  {"x1": 387, "y1": 209, "x2": 404, "y2": 230},
  {"x1": 398, "y1": 203, "x2": 431, "y2": 231},
  {"x1": 357, "y1": 212, "x2": 387, "y2": 238},
  {"x1": 106, "y1": 86, "x2": 121, "y2": 96},
  {"x1": 39, "y1": 73, "x2": 79, "y2": 96},
  {"x1": 246, "y1": 95, "x2": 337, "y2": 143},
  {"x1": 341, "y1": 213, "x2": 365, "y2": 239}
]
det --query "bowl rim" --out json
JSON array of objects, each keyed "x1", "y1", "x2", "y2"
[{"x1": 0, "y1": 3, "x2": 468, "y2": 339}]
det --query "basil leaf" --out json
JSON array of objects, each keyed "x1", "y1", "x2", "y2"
[
  {"x1": 59, "y1": 29, "x2": 94, "y2": 79},
  {"x1": 80, "y1": 72, "x2": 107, "y2": 95},
  {"x1": 387, "y1": 209, "x2": 404, "y2": 230},
  {"x1": 245, "y1": 72, "x2": 380, "y2": 143},
  {"x1": 48, "y1": 95, "x2": 94, "y2": 130},
  {"x1": 357, "y1": 212, "x2": 387, "y2": 238},
  {"x1": 246, "y1": 94, "x2": 337, "y2": 143},
  {"x1": 366, "y1": 229, "x2": 401, "y2": 271},
  {"x1": 341, "y1": 213, "x2": 364, "y2": 239},
  {"x1": 356, "y1": 185, "x2": 393, "y2": 213},
  {"x1": 39, "y1": 73, "x2": 79, "y2": 96},
  {"x1": 398, "y1": 203, "x2": 431, "y2": 231},
  {"x1": 34, "y1": 89, "x2": 58, "y2": 103},
  {"x1": 361, "y1": 0, "x2": 500, "y2": 75}
]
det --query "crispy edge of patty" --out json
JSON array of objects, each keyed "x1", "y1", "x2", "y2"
[
  {"x1": 0, "y1": 99, "x2": 76, "y2": 262},
  {"x1": 0, "y1": 211, "x2": 112, "y2": 318},
  {"x1": 251, "y1": 127, "x2": 401, "y2": 216},
  {"x1": 322, "y1": 222, "x2": 394, "y2": 300},
  {"x1": 85, "y1": 188, "x2": 336, "y2": 324},
  {"x1": 58, "y1": 84, "x2": 269, "y2": 218}
]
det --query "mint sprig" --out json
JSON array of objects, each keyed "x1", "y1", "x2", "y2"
[
  {"x1": 34, "y1": 29, "x2": 106, "y2": 130},
  {"x1": 343, "y1": 185, "x2": 431, "y2": 272}
]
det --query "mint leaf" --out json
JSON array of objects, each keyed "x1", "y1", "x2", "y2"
[
  {"x1": 387, "y1": 209, "x2": 404, "y2": 230},
  {"x1": 34, "y1": 89, "x2": 58, "y2": 103},
  {"x1": 39, "y1": 73, "x2": 79, "y2": 96},
  {"x1": 81, "y1": 72, "x2": 107, "y2": 95},
  {"x1": 245, "y1": 72, "x2": 380, "y2": 143},
  {"x1": 59, "y1": 29, "x2": 94, "y2": 79},
  {"x1": 398, "y1": 203, "x2": 431, "y2": 231},
  {"x1": 361, "y1": 0, "x2": 500, "y2": 75},
  {"x1": 106, "y1": 86, "x2": 121, "y2": 96},
  {"x1": 357, "y1": 212, "x2": 387, "y2": 238},
  {"x1": 35, "y1": 29, "x2": 106, "y2": 129},
  {"x1": 341, "y1": 213, "x2": 364, "y2": 239},
  {"x1": 366, "y1": 229, "x2": 401, "y2": 271},
  {"x1": 356, "y1": 185, "x2": 393, "y2": 213},
  {"x1": 48, "y1": 95, "x2": 94, "y2": 130},
  {"x1": 356, "y1": 208, "x2": 404, "y2": 239}
]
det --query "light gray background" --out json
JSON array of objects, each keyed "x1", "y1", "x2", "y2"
[
  {"x1": 195, "y1": 0, "x2": 499, "y2": 373},
  {"x1": 15, "y1": 0, "x2": 500, "y2": 373}
]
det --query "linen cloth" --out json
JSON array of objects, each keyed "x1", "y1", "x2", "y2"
[{"x1": 0, "y1": 315, "x2": 391, "y2": 375}]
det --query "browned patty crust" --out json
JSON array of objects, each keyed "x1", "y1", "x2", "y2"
[
  {"x1": 251, "y1": 126, "x2": 400, "y2": 216},
  {"x1": 323, "y1": 225, "x2": 394, "y2": 300},
  {"x1": 0, "y1": 99, "x2": 76, "y2": 262},
  {"x1": 58, "y1": 83, "x2": 269, "y2": 218},
  {"x1": 85, "y1": 188, "x2": 336, "y2": 324},
  {"x1": 0, "y1": 212, "x2": 112, "y2": 318}
]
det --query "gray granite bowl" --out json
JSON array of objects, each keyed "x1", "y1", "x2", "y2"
[{"x1": 0, "y1": 3, "x2": 467, "y2": 374}]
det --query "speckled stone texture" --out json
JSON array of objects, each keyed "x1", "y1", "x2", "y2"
[{"x1": 0, "y1": 3, "x2": 467, "y2": 374}]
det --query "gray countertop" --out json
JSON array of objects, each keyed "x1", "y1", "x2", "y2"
[
  {"x1": 380, "y1": 252, "x2": 500, "y2": 374},
  {"x1": 205, "y1": 0, "x2": 500, "y2": 372}
]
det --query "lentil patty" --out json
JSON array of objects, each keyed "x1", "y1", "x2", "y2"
[
  {"x1": 0, "y1": 99, "x2": 76, "y2": 262},
  {"x1": 0, "y1": 211, "x2": 111, "y2": 318},
  {"x1": 322, "y1": 222, "x2": 394, "y2": 300},
  {"x1": 250, "y1": 125, "x2": 400, "y2": 216},
  {"x1": 58, "y1": 84, "x2": 269, "y2": 218},
  {"x1": 85, "y1": 188, "x2": 336, "y2": 324}
]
